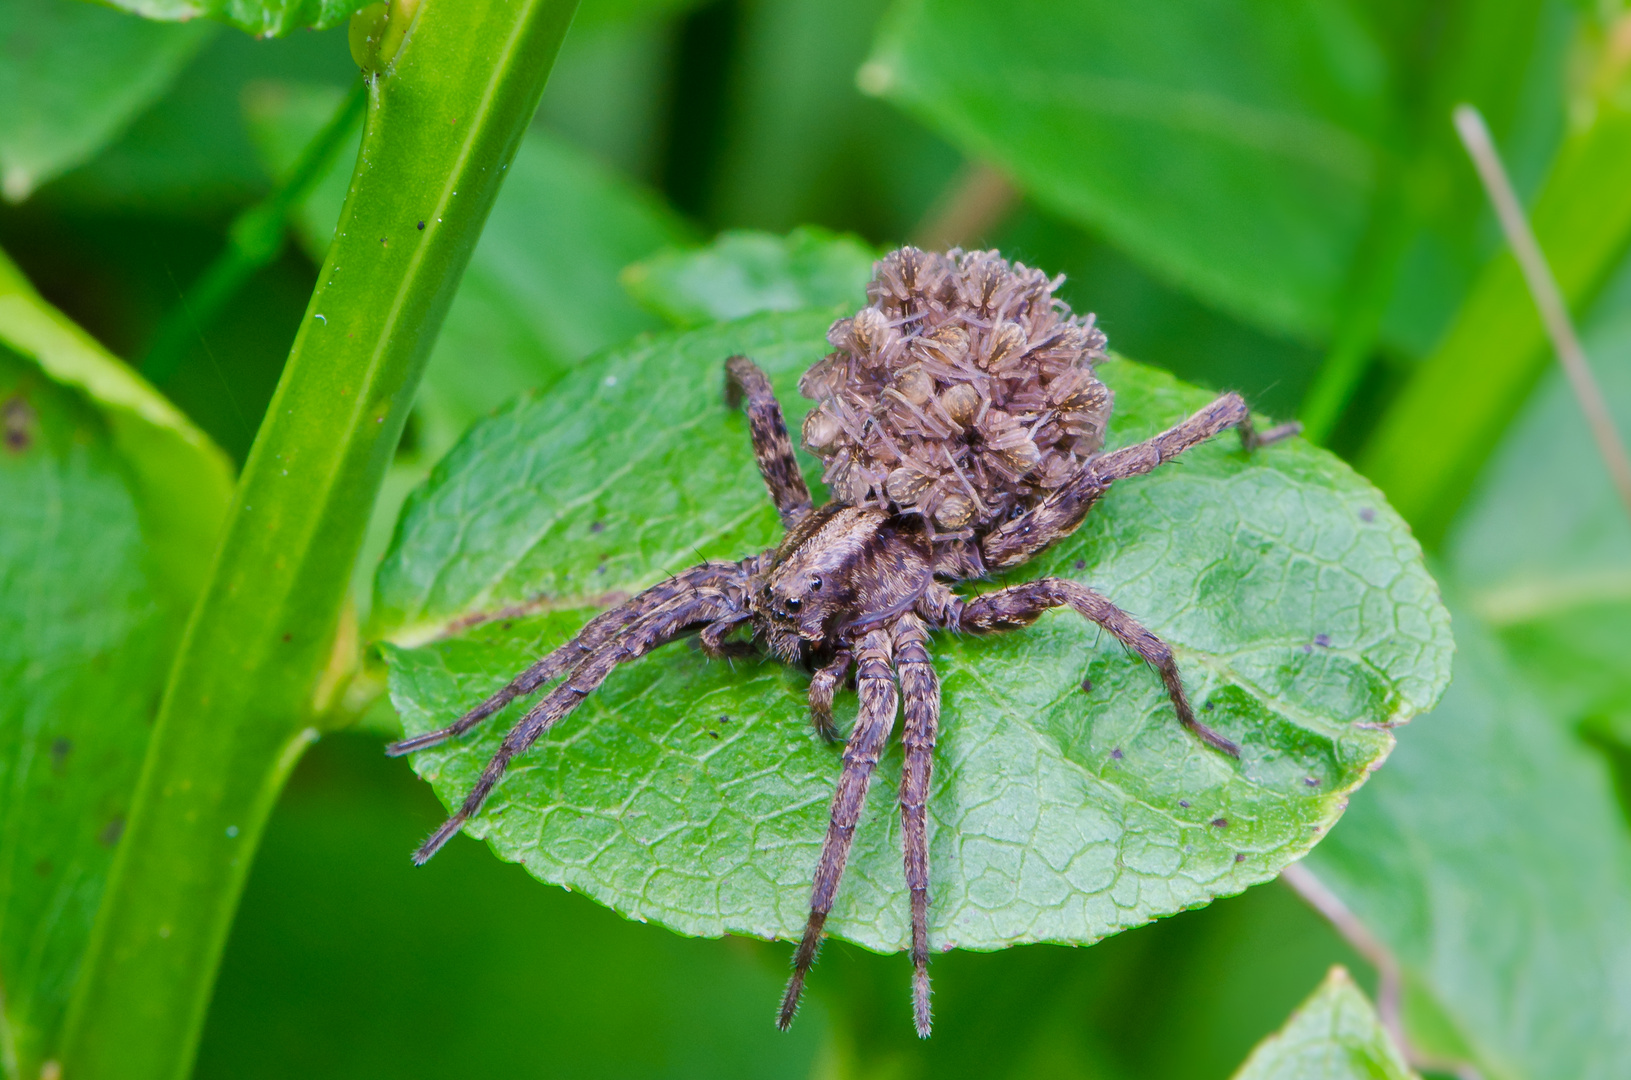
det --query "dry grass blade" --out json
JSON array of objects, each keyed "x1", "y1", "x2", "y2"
[{"x1": 1453, "y1": 104, "x2": 1631, "y2": 523}]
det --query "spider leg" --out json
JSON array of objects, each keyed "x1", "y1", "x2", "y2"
[
  {"x1": 893, "y1": 614, "x2": 939, "y2": 1037},
  {"x1": 778, "y1": 627, "x2": 898, "y2": 1030},
  {"x1": 958, "y1": 578, "x2": 1239, "y2": 757},
  {"x1": 725, "y1": 355, "x2": 814, "y2": 527},
  {"x1": 980, "y1": 392, "x2": 1298, "y2": 571},
  {"x1": 387, "y1": 561, "x2": 746, "y2": 756},
  {"x1": 700, "y1": 613, "x2": 755, "y2": 658},
  {"x1": 806, "y1": 649, "x2": 853, "y2": 742},
  {"x1": 410, "y1": 592, "x2": 737, "y2": 864}
]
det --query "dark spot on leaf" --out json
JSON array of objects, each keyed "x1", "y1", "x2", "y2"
[
  {"x1": 283, "y1": 633, "x2": 293, "y2": 643},
  {"x1": 1109, "y1": 747, "x2": 1122, "y2": 760},
  {"x1": 708, "y1": 731, "x2": 720, "y2": 739},
  {"x1": 1305, "y1": 776, "x2": 1321, "y2": 787},
  {"x1": 718, "y1": 714, "x2": 730, "y2": 724},
  {"x1": 4, "y1": 396, "x2": 34, "y2": 453},
  {"x1": 1202, "y1": 700, "x2": 1213, "y2": 711},
  {"x1": 1079, "y1": 676, "x2": 1092, "y2": 693},
  {"x1": 1314, "y1": 633, "x2": 1330, "y2": 647},
  {"x1": 1301, "y1": 643, "x2": 1312, "y2": 654},
  {"x1": 596, "y1": 564, "x2": 607, "y2": 575},
  {"x1": 51, "y1": 737, "x2": 72, "y2": 770},
  {"x1": 1073, "y1": 559, "x2": 1086, "y2": 570},
  {"x1": 380, "y1": 236, "x2": 389, "y2": 246},
  {"x1": 1234, "y1": 852, "x2": 1247, "y2": 863},
  {"x1": 417, "y1": 220, "x2": 425, "y2": 230},
  {"x1": 99, "y1": 815, "x2": 125, "y2": 847},
  {"x1": 590, "y1": 521, "x2": 605, "y2": 533},
  {"x1": 1178, "y1": 800, "x2": 1190, "y2": 809},
  {"x1": 1211, "y1": 817, "x2": 1228, "y2": 828},
  {"x1": 1359, "y1": 507, "x2": 1375, "y2": 522}
]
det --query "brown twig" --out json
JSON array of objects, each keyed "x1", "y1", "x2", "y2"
[
  {"x1": 1281, "y1": 863, "x2": 1483, "y2": 1080},
  {"x1": 1453, "y1": 103, "x2": 1631, "y2": 523},
  {"x1": 911, "y1": 161, "x2": 1021, "y2": 250}
]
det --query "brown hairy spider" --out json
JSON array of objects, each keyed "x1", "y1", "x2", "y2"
[{"x1": 390, "y1": 248, "x2": 1297, "y2": 1037}]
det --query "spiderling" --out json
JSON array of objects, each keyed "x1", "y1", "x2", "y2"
[{"x1": 388, "y1": 246, "x2": 1299, "y2": 1039}]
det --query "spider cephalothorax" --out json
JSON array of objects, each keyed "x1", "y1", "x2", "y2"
[{"x1": 390, "y1": 247, "x2": 1297, "y2": 1038}]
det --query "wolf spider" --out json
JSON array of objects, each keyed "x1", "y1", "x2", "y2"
[{"x1": 390, "y1": 354, "x2": 1295, "y2": 1037}]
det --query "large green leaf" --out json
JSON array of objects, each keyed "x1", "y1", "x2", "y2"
[
  {"x1": 0, "y1": 252, "x2": 231, "y2": 1080},
  {"x1": 1446, "y1": 255, "x2": 1631, "y2": 736},
  {"x1": 0, "y1": 350, "x2": 171, "y2": 1080},
  {"x1": 1230, "y1": 967, "x2": 1416, "y2": 1080},
  {"x1": 0, "y1": 0, "x2": 212, "y2": 201},
  {"x1": 864, "y1": 0, "x2": 1389, "y2": 341},
  {"x1": 1305, "y1": 603, "x2": 1631, "y2": 1080},
  {"x1": 375, "y1": 308, "x2": 1451, "y2": 953}
]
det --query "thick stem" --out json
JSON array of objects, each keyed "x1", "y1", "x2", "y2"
[{"x1": 57, "y1": 2, "x2": 580, "y2": 1078}]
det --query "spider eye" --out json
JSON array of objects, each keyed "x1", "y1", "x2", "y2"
[
  {"x1": 809, "y1": 576, "x2": 822, "y2": 592},
  {"x1": 785, "y1": 597, "x2": 802, "y2": 613}
]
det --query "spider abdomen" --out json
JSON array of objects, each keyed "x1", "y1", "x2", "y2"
[{"x1": 799, "y1": 247, "x2": 1112, "y2": 543}]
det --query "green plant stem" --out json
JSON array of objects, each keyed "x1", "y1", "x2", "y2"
[
  {"x1": 57, "y1": 2, "x2": 581, "y2": 1078},
  {"x1": 139, "y1": 81, "x2": 367, "y2": 387},
  {"x1": 1360, "y1": 105, "x2": 1631, "y2": 548}
]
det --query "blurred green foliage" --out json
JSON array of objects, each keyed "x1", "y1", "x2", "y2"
[{"x1": 4, "y1": 0, "x2": 1631, "y2": 1077}]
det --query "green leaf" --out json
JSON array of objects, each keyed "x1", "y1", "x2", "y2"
[
  {"x1": 1305, "y1": 602, "x2": 1631, "y2": 1080},
  {"x1": 622, "y1": 227, "x2": 877, "y2": 328},
  {"x1": 99, "y1": 0, "x2": 364, "y2": 39},
  {"x1": 375, "y1": 308, "x2": 1451, "y2": 953},
  {"x1": 1446, "y1": 253, "x2": 1631, "y2": 735},
  {"x1": 0, "y1": 253, "x2": 234, "y2": 622},
  {"x1": 0, "y1": 251, "x2": 230, "y2": 1080},
  {"x1": 0, "y1": 0, "x2": 213, "y2": 201},
  {"x1": 58, "y1": 2, "x2": 584, "y2": 1077},
  {"x1": 0, "y1": 350, "x2": 170, "y2": 1080},
  {"x1": 864, "y1": 0, "x2": 1390, "y2": 340},
  {"x1": 1230, "y1": 966, "x2": 1417, "y2": 1080}
]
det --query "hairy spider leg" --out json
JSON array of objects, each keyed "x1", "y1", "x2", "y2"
[
  {"x1": 980, "y1": 392, "x2": 1297, "y2": 572},
  {"x1": 957, "y1": 578, "x2": 1238, "y2": 756},
  {"x1": 806, "y1": 649, "x2": 853, "y2": 742},
  {"x1": 387, "y1": 561, "x2": 746, "y2": 756},
  {"x1": 778, "y1": 627, "x2": 898, "y2": 1030},
  {"x1": 725, "y1": 355, "x2": 813, "y2": 527},
  {"x1": 893, "y1": 613, "x2": 940, "y2": 1037},
  {"x1": 411, "y1": 591, "x2": 741, "y2": 864}
]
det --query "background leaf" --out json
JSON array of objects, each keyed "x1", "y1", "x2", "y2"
[
  {"x1": 622, "y1": 226, "x2": 876, "y2": 327},
  {"x1": 1445, "y1": 252, "x2": 1631, "y2": 735},
  {"x1": 375, "y1": 308, "x2": 1451, "y2": 953},
  {"x1": 1305, "y1": 601, "x2": 1631, "y2": 1080},
  {"x1": 1230, "y1": 966, "x2": 1416, "y2": 1080},
  {"x1": 0, "y1": 250, "x2": 230, "y2": 1080},
  {"x1": 864, "y1": 0, "x2": 1389, "y2": 341},
  {"x1": 0, "y1": 0, "x2": 212, "y2": 202}
]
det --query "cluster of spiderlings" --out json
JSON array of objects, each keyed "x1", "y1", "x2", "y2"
[{"x1": 799, "y1": 247, "x2": 1112, "y2": 539}]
